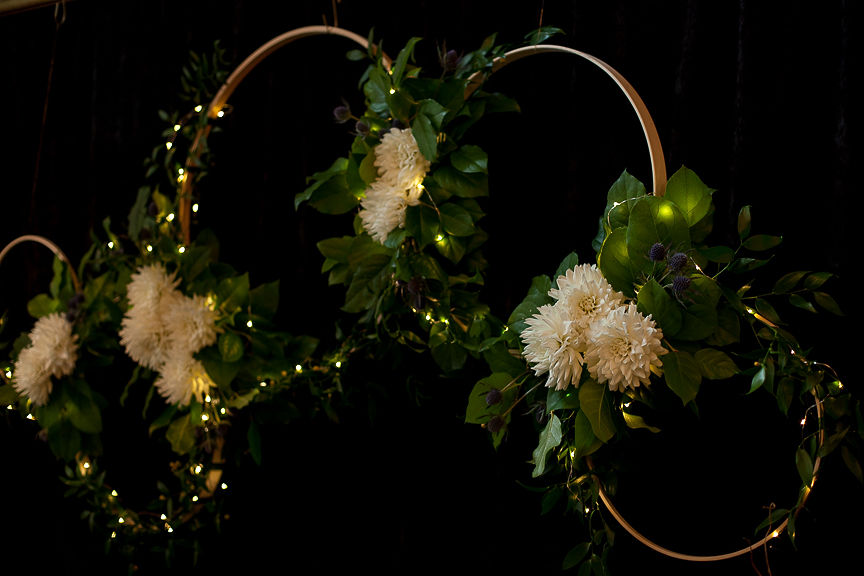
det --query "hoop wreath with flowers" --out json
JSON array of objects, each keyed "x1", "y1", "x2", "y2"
[
  {"x1": 0, "y1": 21, "x2": 861, "y2": 575},
  {"x1": 298, "y1": 31, "x2": 863, "y2": 574}
]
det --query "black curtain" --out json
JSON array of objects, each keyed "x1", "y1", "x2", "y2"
[{"x1": 1, "y1": 1, "x2": 861, "y2": 575}]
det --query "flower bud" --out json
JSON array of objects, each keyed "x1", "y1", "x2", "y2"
[
  {"x1": 672, "y1": 275, "x2": 691, "y2": 295},
  {"x1": 649, "y1": 242, "x2": 667, "y2": 262},
  {"x1": 485, "y1": 388, "x2": 503, "y2": 406},
  {"x1": 486, "y1": 415, "x2": 505, "y2": 434},
  {"x1": 333, "y1": 104, "x2": 351, "y2": 124},
  {"x1": 443, "y1": 49, "x2": 460, "y2": 71},
  {"x1": 667, "y1": 252, "x2": 688, "y2": 272},
  {"x1": 355, "y1": 120, "x2": 370, "y2": 137}
]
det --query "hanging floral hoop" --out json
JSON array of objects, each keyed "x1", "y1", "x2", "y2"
[
  {"x1": 465, "y1": 44, "x2": 826, "y2": 562},
  {"x1": 0, "y1": 234, "x2": 81, "y2": 293},
  {"x1": 177, "y1": 25, "x2": 393, "y2": 244}
]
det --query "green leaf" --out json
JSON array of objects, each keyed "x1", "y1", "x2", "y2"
[
  {"x1": 742, "y1": 234, "x2": 783, "y2": 251},
  {"x1": 412, "y1": 99, "x2": 448, "y2": 162},
  {"x1": 128, "y1": 186, "x2": 152, "y2": 242},
  {"x1": 296, "y1": 157, "x2": 349, "y2": 210},
  {"x1": 27, "y1": 294, "x2": 59, "y2": 318},
  {"x1": 450, "y1": 145, "x2": 488, "y2": 174},
  {"x1": 664, "y1": 166, "x2": 714, "y2": 227},
  {"x1": 803, "y1": 271, "x2": 833, "y2": 290},
  {"x1": 626, "y1": 196, "x2": 691, "y2": 277},
  {"x1": 552, "y1": 252, "x2": 579, "y2": 281},
  {"x1": 390, "y1": 36, "x2": 421, "y2": 85},
  {"x1": 562, "y1": 542, "x2": 591, "y2": 570},
  {"x1": 789, "y1": 293, "x2": 817, "y2": 313},
  {"x1": 439, "y1": 203, "x2": 475, "y2": 237},
  {"x1": 578, "y1": 379, "x2": 616, "y2": 443},
  {"x1": 465, "y1": 372, "x2": 518, "y2": 424},
  {"x1": 773, "y1": 270, "x2": 810, "y2": 294},
  {"x1": 218, "y1": 331, "x2": 245, "y2": 363},
  {"x1": 250, "y1": 280, "x2": 280, "y2": 318},
  {"x1": 363, "y1": 67, "x2": 391, "y2": 115},
  {"x1": 217, "y1": 273, "x2": 250, "y2": 315},
  {"x1": 431, "y1": 166, "x2": 489, "y2": 198},
  {"x1": 431, "y1": 341, "x2": 468, "y2": 372},
  {"x1": 532, "y1": 413, "x2": 563, "y2": 477},
  {"x1": 694, "y1": 348, "x2": 739, "y2": 380},
  {"x1": 622, "y1": 411, "x2": 661, "y2": 433},
  {"x1": 67, "y1": 397, "x2": 103, "y2": 435},
  {"x1": 597, "y1": 228, "x2": 634, "y2": 297},
  {"x1": 603, "y1": 170, "x2": 647, "y2": 233},
  {"x1": 796, "y1": 447, "x2": 814, "y2": 487},
  {"x1": 404, "y1": 204, "x2": 442, "y2": 247},
  {"x1": 813, "y1": 291, "x2": 843, "y2": 316},
  {"x1": 166, "y1": 414, "x2": 197, "y2": 455},
  {"x1": 149, "y1": 404, "x2": 178, "y2": 435},
  {"x1": 663, "y1": 350, "x2": 701, "y2": 405},
  {"x1": 675, "y1": 276, "x2": 722, "y2": 341},
  {"x1": 737, "y1": 205, "x2": 752, "y2": 239},
  {"x1": 636, "y1": 279, "x2": 682, "y2": 337},
  {"x1": 547, "y1": 387, "x2": 580, "y2": 412},
  {"x1": 247, "y1": 420, "x2": 263, "y2": 465},
  {"x1": 571, "y1": 409, "x2": 603, "y2": 458},
  {"x1": 749, "y1": 364, "x2": 766, "y2": 394},
  {"x1": 507, "y1": 275, "x2": 553, "y2": 334}
]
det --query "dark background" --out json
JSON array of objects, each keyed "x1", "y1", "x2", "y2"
[{"x1": 1, "y1": 1, "x2": 861, "y2": 574}]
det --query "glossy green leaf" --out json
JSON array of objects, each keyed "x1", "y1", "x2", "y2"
[
  {"x1": 742, "y1": 234, "x2": 783, "y2": 251},
  {"x1": 637, "y1": 278, "x2": 682, "y2": 337},
  {"x1": 166, "y1": 414, "x2": 196, "y2": 455},
  {"x1": 694, "y1": 348, "x2": 739, "y2": 380},
  {"x1": 578, "y1": 379, "x2": 615, "y2": 442},
  {"x1": 626, "y1": 196, "x2": 691, "y2": 277},
  {"x1": 664, "y1": 166, "x2": 714, "y2": 227},
  {"x1": 218, "y1": 331, "x2": 245, "y2": 363},
  {"x1": 450, "y1": 145, "x2": 488, "y2": 174},
  {"x1": 597, "y1": 228, "x2": 634, "y2": 297},
  {"x1": 663, "y1": 349, "x2": 701, "y2": 405},
  {"x1": 532, "y1": 413, "x2": 563, "y2": 477},
  {"x1": 439, "y1": 203, "x2": 475, "y2": 236}
]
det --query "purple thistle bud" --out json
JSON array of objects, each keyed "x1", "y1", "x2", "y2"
[
  {"x1": 443, "y1": 49, "x2": 460, "y2": 71},
  {"x1": 672, "y1": 275, "x2": 692, "y2": 295},
  {"x1": 667, "y1": 252, "x2": 688, "y2": 272},
  {"x1": 486, "y1": 415, "x2": 505, "y2": 434},
  {"x1": 485, "y1": 388, "x2": 503, "y2": 406},
  {"x1": 333, "y1": 104, "x2": 351, "y2": 124},
  {"x1": 355, "y1": 120, "x2": 370, "y2": 137},
  {"x1": 649, "y1": 242, "x2": 667, "y2": 262}
]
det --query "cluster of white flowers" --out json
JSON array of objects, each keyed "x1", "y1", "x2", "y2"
[
  {"x1": 359, "y1": 128, "x2": 430, "y2": 243},
  {"x1": 521, "y1": 264, "x2": 666, "y2": 392},
  {"x1": 12, "y1": 313, "x2": 79, "y2": 406},
  {"x1": 119, "y1": 264, "x2": 218, "y2": 405}
]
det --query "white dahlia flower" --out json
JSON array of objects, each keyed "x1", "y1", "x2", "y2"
[
  {"x1": 373, "y1": 128, "x2": 430, "y2": 191},
  {"x1": 359, "y1": 179, "x2": 409, "y2": 243},
  {"x1": 521, "y1": 303, "x2": 584, "y2": 391},
  {"x1": 13, "y1": 313, "x2": 79, "y2": 406},
  {"x1": 164, "y1": 293, "x2": 218, "y2": 356},
  {"x1": 119, "y1": 264, "x2": 182, "y2": 370},
  {"x1": 154, "y1": 354, "x2": 215, "y2": 406},
  {"x1": 583, "y1": 303, "x2": 666, "y2": 392},
  {"x1": 549, "y1": 264, "x2": 625, "y2": 339}
]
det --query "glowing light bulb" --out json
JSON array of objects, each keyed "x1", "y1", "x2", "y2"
[
  {"x1": 201, "y1": 413, "x2": 209, "y2": 422},
  {"x1": 194, "y1": 105, "x2": 203, "y2": 113},
  {"x1": 178, "y1": 245, "x2": 186, "y2": 254},
  {"x1": 220, "y1": 482, "x2": 228, "y2": 490},
  {"x1": 165, "y1": 523, "x2": 173, "y2": 533},
  {"x1": 166, "y1": 212, "x2": 175, "y2": 222},
  {"x1": 192, "y1": 203, "x2": 199, "y2": 213},
  {"x1": 173, "y1": 124, "x2": 181, "y2": 132},
  {"x1": 217, "y1": 110, "x2": 225, "y2": 118},
  {"x1": 220, "y1": 407, "x2": 226, "y2": 415},
  {"x1": 335, "y1": 361, "x2": 342, "y2": 369},
  {"x1": 146, "y1": 244, "x2": 153, "y2": 252},
  {"x1": 389, "y1": 88, "x2": 395, "y2": 94},
  {"x1": 4, "y1": 369, "x2": 11, "y2": 378},
  {"x1": 6, "y1": 405, "x2": 12, "y2": 410},
  {"x1": 165, "y1": 142, "x2": 173, "y2": 150},
  {"x1": 107, "y1": 241, "x2": 114, "y2": 249},
  {"x1": 110, "y1": 531, "x2": 117, "y2": 539},
  {"x1": 194, "y1": 464, "x2": 203, "y2": 474},
  {"x1": 246, "y1": 320, "x2": 253, "y2": 328},
  {"x1": 435, "y1": 234, "x2": 444, "y2": 242},
  {"x1": 425, "y1": 312, "x2": 432, "y2": 321},
  {"x1": 259, "y1": 381, "x2": 267, "y2": 387},
  {"x1": 160, "y1": 513, "x2": 167, "y2": 520},
  {"x1": 118, "y1": 516, "x2": 125, "y2": 524},
  {"x1": 26, "y1": 413, "x2": 35, "y2": 420},
  {"x1": 295, "y1": 364, "x2": 303, "y2": 373},
  {"x1": 205, "y1": 394, "x2": 211, "y2": 403},
  {"x1": 111, "y1": 490, "x2": 118, "y2": 497}
]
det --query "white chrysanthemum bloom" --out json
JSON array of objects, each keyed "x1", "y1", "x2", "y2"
[
  {"x1": 373, "y1": 128, "x2": 430, "y2": 191},
  {"x1": 549, "y1": 263, "x2": 625, "y2": 343},
  {"x1": 583, "y1": 303, "x2": 667, "y2": 392},
  {"x1": 164, "y1": 293, "x2": 218, "y2": 356},
  {"x1": 154, "y1": 354, "x2": 215, "y2": 406},
  {"x1": 12, "y1": 313, "x2": 79, "y2": 406},
  {"x1": 359, "y1": 179, "x2": 409, "y2": 243},
  {"x1": 521, "y1": 303, "x2": 584, "y2": 391},
  {"x1": 119, "y1": 264, "x2": 182, "y2": 370}
]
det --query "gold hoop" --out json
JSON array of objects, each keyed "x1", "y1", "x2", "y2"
[
  {"x1": 0, "y1": 234, "x2": 81, "y2": 294},
  {"x1": 178, "y1": 25, "x2": 393, "y2": 244},
  {"x1": 467, "y1": 44, "x2": 824, "y2": 562},
  {"x1": 465, "y1": 44, "x2": 666, "y2": 198}
]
